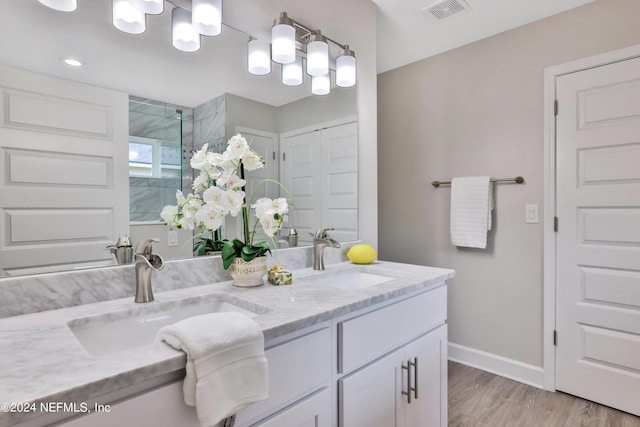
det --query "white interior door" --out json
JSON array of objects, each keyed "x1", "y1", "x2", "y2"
[
  {"x1": 556, "y1": 55, "x2": 640, "y2": 415},
  {"x1": 235, "y1": 128, "x2": 277, "y2": 243},
  {"x1": 0, "y1": 66, "x2": 129, "y2": 275},
  {"x1": 280, "y1": 130, "x2": 322, "y2": 245},
  {"x1": 280, "y1": 121, "x2": 358, "y2": 245},
  {"x1": 322, "y1": 122, "x2": 358, "y2": 242}
]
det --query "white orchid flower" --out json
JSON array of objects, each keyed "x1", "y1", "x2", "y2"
[
  {"x1": 195, "y1": 203, "x2": 226, "y2": 231},
  {"x1": 242, "y1": 150, "x2": 265, "y2": 171},
  {"x1": 226, "y1": 134, "x2": 249, "y2": 159},
  {"x1": 190, "y1": 144, "x2": 209, "y2": 170},
  {"x1": 160, "y1": 205, "x2": 178, "y2": 224}
]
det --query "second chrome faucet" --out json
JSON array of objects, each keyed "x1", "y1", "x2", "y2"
[
  {"x1": 312, "y1": 228, "x2": 341, "y2": 270},
  {"x1": 134, "y1": 238, "x2": 164, "y2": 303}
]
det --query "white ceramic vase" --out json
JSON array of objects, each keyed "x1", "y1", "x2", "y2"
[{"x1": 230, "y1": 256, "x2": 267, "y2": 287}]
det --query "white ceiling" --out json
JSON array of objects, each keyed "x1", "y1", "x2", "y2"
[
  {"x1": 375, "y1": 0, "x2": 595, "y2": 73},
  {"x1": 0, "y1": 0, "x2": 595, "y2": 107}
]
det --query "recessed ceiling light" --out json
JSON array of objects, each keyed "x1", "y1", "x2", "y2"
[{"x1": 63, "y1": 58, "x2": 82, "y2": 67}]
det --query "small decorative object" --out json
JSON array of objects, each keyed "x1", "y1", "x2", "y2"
[
  {"x1": 347, "y1": 244, "x2": 377, "y2": 265},
  {"x1": 161, "y1": 134, "x2": 290, "y2": 287},
  {"x1": 268, "y1": 264, "x2": 293, "y2": 285}
]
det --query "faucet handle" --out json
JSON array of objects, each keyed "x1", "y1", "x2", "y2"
[
  {"x1": 313, "y1": 228, "x2": 334, "y2": 240},
  {"x1": 135, "y1": 238, "x2": 160, "y2": 256}
]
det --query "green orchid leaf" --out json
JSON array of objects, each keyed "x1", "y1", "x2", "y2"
[
  {"x1": 195, "y1": 242, "x2": 206, "y2": 257},
  {"x1": 222, "y1": 241, "x2": 240, "y2": 270}
]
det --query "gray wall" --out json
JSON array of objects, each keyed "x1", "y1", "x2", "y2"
[
  {"x1": 378, "y1": 0, "x2": 640, "y2": 367},
  {"x1": 226, "y1": 94, "x2": 278, "y2": 137},
  {"x1": 277, "y1": 87, "x2": 357, "y2": 133}
]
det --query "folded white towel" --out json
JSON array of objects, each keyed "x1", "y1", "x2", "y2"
[
  {"x1": 156, "y1": 312, "x2": 268, "y2": 427},
  {"x1": 450, "y1": 176, "x2": 493, "y2": 249}
]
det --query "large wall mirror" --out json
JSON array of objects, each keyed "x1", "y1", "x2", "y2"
[{"x1": 0, "y1": 0, "x2": 358, "y2": 277}]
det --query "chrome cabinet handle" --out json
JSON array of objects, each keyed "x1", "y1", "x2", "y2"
[
  {"x1": 401, "y1": 361, "x2": 412, "y2": 404},
  {"x1": 412, "y1": 357, "x2": 418, "y2": 400},
  {"x1": 401, "y1": 358, "x2": 419, "y2": 403}
]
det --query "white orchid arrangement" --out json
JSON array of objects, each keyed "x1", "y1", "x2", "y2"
[{"x1": 161, "y1": 134, "x2": 289, "y2": 269}]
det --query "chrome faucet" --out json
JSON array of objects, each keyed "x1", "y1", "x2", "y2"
[
  {"x1": 312, "y1": 228, "x2": 341, "y2": 270},
  {"x1": 134, "y1": 238, "x2": 164, "y2": 303}
]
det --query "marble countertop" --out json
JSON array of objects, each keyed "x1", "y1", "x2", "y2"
[{"x1": 0, "y1": 261, "x2": 454, "y2": 426}]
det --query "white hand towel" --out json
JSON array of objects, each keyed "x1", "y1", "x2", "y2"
[
  {"x1": 156, "y1": 312, "x2": 268, "y2": 427},
  {"x1": 450, "y1": 176, "x2": 493, "y2": 249}
]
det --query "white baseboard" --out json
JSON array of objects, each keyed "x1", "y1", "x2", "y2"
[{"x1": 448, "y1": 342, "x2": 545, "y2": 389}]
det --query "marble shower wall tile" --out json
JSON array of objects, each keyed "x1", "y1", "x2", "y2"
[{"x1": 194, "y1": 94, "x2": 226, "y2": 152}]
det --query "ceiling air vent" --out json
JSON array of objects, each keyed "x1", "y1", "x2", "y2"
[{"x1": 421, "y1": 0, "x2": 471, "y2": 21}]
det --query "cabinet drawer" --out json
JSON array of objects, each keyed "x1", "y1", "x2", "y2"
[
  {"x1": 251, "y1": 388, "x2": 331, "y2": 427},
  {"x1": 339, "y1": 285, "x2": 446, "y2": 374},
  {"x1": 236, "y1": 327, "x2": 331, "y2": 425}
]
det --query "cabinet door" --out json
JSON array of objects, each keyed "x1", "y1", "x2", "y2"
[
  {"x1": 252, "y1": 388, "x2": 331, "y2": 427},
  {"x1": 339, "y1": 349, "x2": 403, "y2": 427},
  {"x1": 402, "y1": 325, "x2": 447, "y2": 427}
]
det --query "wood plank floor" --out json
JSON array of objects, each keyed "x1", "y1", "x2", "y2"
[{"x1": 448, "y1": 361, "x2": 640, "y2": 427}]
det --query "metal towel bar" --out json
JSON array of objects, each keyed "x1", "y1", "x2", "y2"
[{"x1": 431, "y1": 176, "x2": 524, "y2": 188}]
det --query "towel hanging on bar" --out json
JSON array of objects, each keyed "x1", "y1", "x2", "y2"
[{"x1": 450, "y1": 176, "x2": 493, "y2": 249}]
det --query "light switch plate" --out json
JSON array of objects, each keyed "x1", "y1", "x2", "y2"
[
  {"x1": 167, "y1": 230, "x2": 178, "y2": 247},
  {"x1": 525, "y1": 204, "x2": 539, "y2": 224}
]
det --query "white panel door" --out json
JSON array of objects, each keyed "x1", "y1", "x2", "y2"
[
  {"x1": 322, "y1": 122, "x2": 358, "y2": 242},
  {"x1": 280, "y1": 131, "x2": 322, "y2": 245},
  {"x1": 280, "y1": 121, "x2": 358, "y2": 245},
  {"x1": 556, "y1": 55, "x2": 640, "y2": 415},
  {"x1": 235, "y1": 128, "x2": 278, "y2": 242},
  {"x1": 0, "y1": 66, "x2": 129, "y2": 275}
]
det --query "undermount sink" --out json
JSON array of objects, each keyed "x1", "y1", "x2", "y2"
[
  {"x1": 67, "y1": 293, "x2": 269, "y2": 356},
  {"x1": 298, "y1": 266, "x2": 404, "y2": 290}
]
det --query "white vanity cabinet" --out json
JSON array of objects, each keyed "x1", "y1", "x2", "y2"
[
  {"x1": 58, "y1": 327, "x2": 332, "y2": 427},
  {"x1": 337, "y1": 285, "x2": 448, "y2": 427},
  {"x1": 339, "y1": 326, "x2": 447, "y2": 427},
  {"x1": 55, "y1": 284, "x2": 447, "y2": 427}
]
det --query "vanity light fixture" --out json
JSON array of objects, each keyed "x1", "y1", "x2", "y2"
[
  {"x1": 128, "y1": 0, "x2": 163, "y2": 15},
  {"x1": 311, "y1": 73, "x2": 330, "y2": 96},
  {"x1": 247, "y1": 38, "x2": 271, "y2": 76},
  {"x1": 250, "y1": 11, "x2": 357, "y2": 95},
  {"x1": 271, "y1": 12, "x2": 296, "y2": 64},
  {"x1": 192, "y1": 0, "x2": 222, "y2": 37},
  {"x1": 336, "y1": 45, "x2": 356, "y2": 88},
  {"x1": 38, "y1": 0, "x2": 77, "y2": 12},
  {"x1": 306, "y1": 31, "x2": 329, "y2": 77},
  {"x1": 113, "y1": 0, "x2": 146, "y2": 34},
  {"x1": 172, "y1": 7, "x2": 201, "y2": 52},
  {"x1": 282, "y1": 56, "x2": 303, "y2": 86},
  {"x1": 38, "y1": 0, "x2": 225, "y2": 51}
]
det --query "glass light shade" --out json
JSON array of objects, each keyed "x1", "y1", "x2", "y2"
[
  {"x1": 172, "y1": 7, "x2": 201, "y2": 52},
  {"x1": 128, "y1": 0, "x2": 163, "y2": 15},
  {"x1": 282, "y1": 56, "x2": 303, "y2": 86},
  {"x1": 271, "y1": 19, "x2": 296, "y2": 64},
  {"x1": 113, "y1": 0, "x2": 146, "y2": 34},
  {"x1": 336, "y1": 53, "x2": 357, "y2": 87},
  {"x1": 306, "y1": 36, "x2": 329, "y2": 77},
  {"x1": 192, "y1": 0, "x2": 222, "y2": 37},
  {"x1": 38, "y1": 0, "x2": 77, "y2": 12},
  {"x1": 248, "y1": 39, "x2": 271, "y2": 76},
  {"x1": 311, "y1": 73, "x2": 330, "y2": 96}
]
